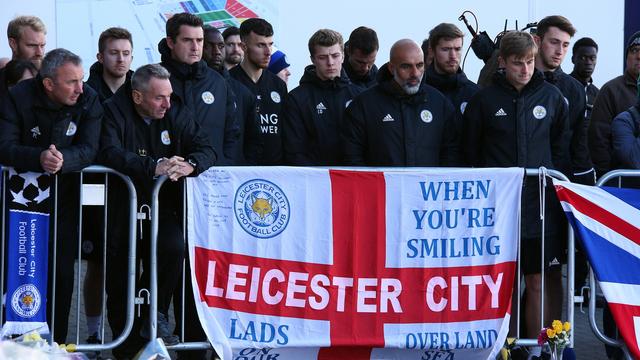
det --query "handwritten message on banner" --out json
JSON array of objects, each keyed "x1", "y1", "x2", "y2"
[{"x1": 187, "y1": 167, "x2": 523, "y2": 360}]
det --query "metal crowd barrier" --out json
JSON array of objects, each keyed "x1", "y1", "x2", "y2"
[
  {"x1": 147, "y1": 167, "x2": 576, "y2": 354},
  {"x1": 0, "y1": 165, "x2": 138, "y2": 353},
  {"x1": 587, "y1": 169, "x2": 638, "y2": 360}
]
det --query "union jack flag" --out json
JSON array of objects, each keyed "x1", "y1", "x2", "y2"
[{"x1": 554, "y1": 180, "x2": 640, "y2": 359}]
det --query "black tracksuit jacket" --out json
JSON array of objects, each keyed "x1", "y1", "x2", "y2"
[
  {"x1": 230, "y1": 65, "x2": 287, "y2": 165},
  {"x1": 283, "y1": 65, "x2": 361, "y2": 165},
  {"x1": 342, "y1": 64, "x2": 460, "y2": 166},
  {"x1": 463, "y1": 70, "x2": 570, "y2": 238}
]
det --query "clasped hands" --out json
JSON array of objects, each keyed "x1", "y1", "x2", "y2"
[{"x1": 155, "y1": 156, "x2": 194, "y2": 181}]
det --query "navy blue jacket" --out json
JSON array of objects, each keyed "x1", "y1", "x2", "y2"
[
  {"x1": 463, "y1": 70, "x2": 570, "y2": 238},
  {"x1": 283, "y1": 65, "x2": 361, "y2": 165},
  {"x1": 216, "y1": 67, "x2": 262, "y2": 165},
  {"x1": 159, "y1": 39, "x2": 239, "y2": 165},
  {"x1": 230, "y1": 65, "x2": 287, "y2": 165},
  {"x1": 342, "y1": 64, "x2": 459, "y2": 166}
]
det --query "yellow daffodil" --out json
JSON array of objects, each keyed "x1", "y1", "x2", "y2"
[
  {"x1": 552, "y1": 320, "x2": 563, "y2": 333},
  {"x1": 563, "y1": 322, "x2": 571, "y2": 332},
  {"x1": 547, "y1": 328, "x2": 556, "y2": 338}
]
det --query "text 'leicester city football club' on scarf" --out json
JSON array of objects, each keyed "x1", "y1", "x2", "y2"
[{"x1": 3, "y1": 169, "x2": 51, "y2": 336}]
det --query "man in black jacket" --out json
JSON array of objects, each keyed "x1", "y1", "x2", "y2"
[
  {"x1": 570, "y1": 37, "x2": 599, "y2": 126},
  {"x1": 83, "y1": 26, "x2": 134, "y2": 346},
  {"x1": 463, "y1": 31, "x2": 569, "y2": 352},
  {"x1": 99, "y1": 64, "x2": 215, "y2": 357},
  {"x1": 343, "y1": 39, "x2": 459, "y2": 166},
  {"x1": 203, "y1": 26, "x2": 261, "y2": 165},
  {"x1": 343, "y1": 26, "x2": 379, "y2": 91},
  {"x1": 159, "y1": 12, "x2": 239, "y2": 165},
  {"x1": 283, "y1": 29, "x2": 361, "y2": 165},
  {"x1": 0, "y1": 48, "x2": 103, "y2": 344},
  {"x1": 86, "y1": 27, "x2": 134, "y2": 102},
  {"x1": 535, "y1": 15, "x2": 594, "y2": 185},
  {"x1": 230, "y1": 18, "x2": 287, "y2": 165},
  {"x1": 424, "y1": 23, "x2": 479, "y2": 120}
]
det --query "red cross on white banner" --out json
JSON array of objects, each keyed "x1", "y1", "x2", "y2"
[{"x1": 191, "y1": 169, "x2": 517, "y2": 359}]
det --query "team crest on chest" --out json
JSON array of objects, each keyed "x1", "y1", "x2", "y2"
[
  {"x1": 66, "y1": 121, "x2": 77, "y2": 136},
  {"x1": 533, "y1": 105, "x2": 547, "y2": 119},
  {"x1": 161, "y1": 130, "x2": 171, "y2": 145},
  {"x1": 270, "y1": 91, "x2": 281, "y2": 103},
  {"x1": 201, "y1": 91, "x2": 215, "y2": 104},
  {"x1": 420, "y1": 110, "x2": 433, "y2": 123}
]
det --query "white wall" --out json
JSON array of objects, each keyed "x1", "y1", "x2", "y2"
[{"x1": 0, "y1": 0, "x2": 625, "y2": 87}]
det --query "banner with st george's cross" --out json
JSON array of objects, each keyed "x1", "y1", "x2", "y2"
[{"x1": 186, "y1": 167, "x2": 523, "y2": 360}]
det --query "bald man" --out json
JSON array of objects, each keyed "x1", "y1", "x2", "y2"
[{"x1": 342, "y1": 39, "x2": 459, "y2": 166}]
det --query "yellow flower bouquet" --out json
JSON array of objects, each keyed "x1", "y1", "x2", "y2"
[{"x1": 537, "y1": 320, "x2": 571, "y2": 360}]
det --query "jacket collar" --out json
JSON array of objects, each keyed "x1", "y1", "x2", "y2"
[{"x1": 424, "y1": 63, "x2": 468, "y2": 91}]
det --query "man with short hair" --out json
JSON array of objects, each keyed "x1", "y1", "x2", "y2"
[
  {"x1": 222, "y1": 26, "x2": 243, "y2": 69},
  {"x1": 230, "y1": 18, "x2": 287, "y2": 165},
  {"x1": 0, "y1": 48, "x2": 103, "y2": 344},
  {"x1": 158, "y1": 12, "x2": 238, "y2": 164},
  {"x1": 283, "y1": 29, "x2": 361, "y2": 165},
  {"x1": 100, "y1": 64, "x2": 215, "y2": 358},
  {"x1": 82, "y1": 26, "x2": 135, "y2": 349},
  {"x1": 0, "y1": 15, "x2": 47, "y2": 98},
  {"x1": 535, "y1": 15, "x2": 593, "y2": 184},
  {"x1": 424, "y1": 23, "x2": 479, "y2": 119},
  {"x1": 87, "y1": 27, "x2": 134, "y2": 102},
  {"x1": 343, "y1": 26, "x2": 379, "y2": 90},
  {"x1": 342, "y1": 39, "x2": 458, "y2": 166},
  {"x1": 203, "y1": 26, "x2": 261, "y2": 165},
  {"x1": 589, "y1": 31, "x2": 640, "y2": 177},
  {"x1": 463, "y1": 31, "x2": 569, "y2": 354},
  {"x1": 570, "y1": 37, "x2": 599, "y2": 123}
]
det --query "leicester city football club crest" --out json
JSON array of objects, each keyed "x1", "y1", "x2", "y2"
[
  {"x1": 161, "y1": 130, "x2": 171, "y2": 145},
  {"x1": 234, "y1": 179, "x2": 290, "y2": 239},
  {"x1": 201, "y1": 91, "x2": 215, "y2": 104},
  {"x1": 420, "y1": 109, "x2": 433, "y2": 123},
  {"x1": 66, "y1": 121, "x2": 77, "y2": 136},
  {"x1": 11, "y1": 284, "x2": 41, "y2": 318},
  {"x1": 533, "y1": 105, "x2": 547, "y2": 119},
  {"x1": 270, "y1": 91, "x2": 281, "y2": 103}
]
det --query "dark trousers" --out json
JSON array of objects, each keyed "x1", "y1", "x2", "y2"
[
  {"x1": 45, "y1": 205, "x2": 78, "y2": 344},
  {"x1": 173, "y1": 257, "x2": 211, "y2": 360},
  {"x1": 106, "y1": 211, "x2": 185, "y2": 359}
]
